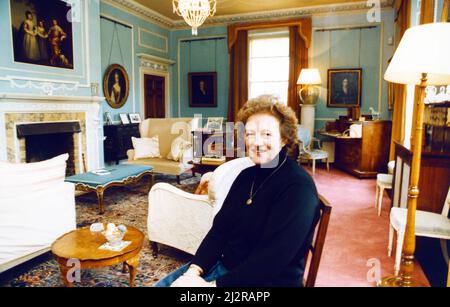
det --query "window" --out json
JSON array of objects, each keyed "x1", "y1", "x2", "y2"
[{"x1": 248, "y1": 28, "x2": 290, "y2": 104}]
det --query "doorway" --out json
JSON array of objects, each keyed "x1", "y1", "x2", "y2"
[{"x1": 144, "y1": 74, "x2": 165, "y2": 118}]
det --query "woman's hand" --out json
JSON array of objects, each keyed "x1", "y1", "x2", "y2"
[{"x1": 170, "y1": 265, "x2": 216, "y2": 287}]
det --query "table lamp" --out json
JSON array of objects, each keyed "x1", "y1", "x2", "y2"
[
  {"x1": 378, "y1": 22, "x2": 450, "y2": 287},
  {"x1": 297, "y1": 68, "x2": 322, "y2": 105}
]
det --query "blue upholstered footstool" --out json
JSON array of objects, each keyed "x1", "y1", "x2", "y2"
[{"x1": 66, "y1": 164, "x2": 153, "y2": 214}]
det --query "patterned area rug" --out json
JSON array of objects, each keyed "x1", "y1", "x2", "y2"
[{"x1": 0, "y1": 173, "x2": 201, "y2": 287}]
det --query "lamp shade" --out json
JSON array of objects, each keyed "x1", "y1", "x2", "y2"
[
  {"x1": 385, "y1": 22, "x2": 450, "y2": 85},
  {"x1": 297, "y1": 68, "x2": 322, "y2": 85}
]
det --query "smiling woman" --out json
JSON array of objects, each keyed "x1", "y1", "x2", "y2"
[{"x1": 155, "y1": 95, "x2": 321, "y2": 287}]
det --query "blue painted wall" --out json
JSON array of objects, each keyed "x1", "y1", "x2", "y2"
[
  {"x1": 0, "y1": 1, "x2": 397, "y2": 164},
  {"x1": 99, "y1": 2, "x2": 171, "y2": 123},
  {"x1": 0, "y1": 0, "x2": 101, "y2": 96},
  {"x1": 169, "y1": 26, "x2": 229, "y2": 121},
  {"x1": 311, "y1": 10, "x2": 395, "y2": 132}
]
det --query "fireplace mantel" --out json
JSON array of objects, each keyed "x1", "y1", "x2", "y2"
[
  {"x1": 0, "y1": 93, "x2": 104, "y2": 104},
  {"x1": 0, "y1": 93, "x2": 104, "y2": 170}
]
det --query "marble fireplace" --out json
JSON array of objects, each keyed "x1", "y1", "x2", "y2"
[{"x1": 0, "y1": 93, "x2": 103, "y2": 173}]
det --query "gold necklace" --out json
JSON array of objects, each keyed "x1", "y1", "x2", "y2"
[{"x1": 246, "y1": 156, "x2": 288, "y2": 206}]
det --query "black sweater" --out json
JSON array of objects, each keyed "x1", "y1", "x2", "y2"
[{"x1": 191, "y1": 147, "x2": 320, "y2": 287}]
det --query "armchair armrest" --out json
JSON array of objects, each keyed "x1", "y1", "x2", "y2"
[
  {"x1": 148, "y1": 182, "x2": 213, "y2": 255},
  {"x1": 149, "y1": 182, "x2": 211, "y2": 203},
  {"x1": 127, "y1": 149, "x2": 135, "y2": 161}
]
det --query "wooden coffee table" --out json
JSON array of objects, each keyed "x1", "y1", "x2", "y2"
[{"x1": 51, "y1": 225, "x2": 144, "y2": 287}]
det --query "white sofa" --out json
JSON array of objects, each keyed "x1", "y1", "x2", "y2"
[
  {"x1": 0, "y1": 155, "x2": 77, "y2": 273},
  {"x1": 148, "y1": 157, "x2": 254, "y2": 255}
]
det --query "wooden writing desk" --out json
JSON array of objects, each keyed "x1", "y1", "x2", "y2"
[{"x1": 318, "y1": 119, "x2": 392, "y2": 178}]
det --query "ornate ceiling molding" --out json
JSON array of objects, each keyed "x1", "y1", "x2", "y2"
[
  {"x1": 200, "y1": 0, "x2": 395, "y2": 26},
  {"x1": 104, "y1": 0, "x2": 394, "y2": 29},
  {"x1": 101, "y1": 0, "x2": 174, "y2": 28}
]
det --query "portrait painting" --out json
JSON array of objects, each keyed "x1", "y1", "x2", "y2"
[
  {"x1": 10, "y1": 0, "x2": 74, "y2": 69},
  {"x1": 188, "y1": 72, "x2": 217, "y2": 107},
  {"x1": 327, "y1": 69, "x2": 362, "y2": 108},
  {"x1": 103, "y1": 64, "x2": 130, "y2": 109}
]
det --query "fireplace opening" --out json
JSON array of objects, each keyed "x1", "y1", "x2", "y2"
[
  {"x1": 25, "y1": 133, "x2": 75, "y2": 175},
  {"x1": 17, "y1": 122, "x2": 81, "y2": 176}
]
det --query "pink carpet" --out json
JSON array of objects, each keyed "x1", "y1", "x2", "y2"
[{"x1": 305, "y1": 165, "x2": 429, "y2": 287}]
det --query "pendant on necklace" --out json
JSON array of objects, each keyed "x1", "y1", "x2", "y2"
[{"x1": 246, "y1": 199, "x2": 253, "y2": 205}]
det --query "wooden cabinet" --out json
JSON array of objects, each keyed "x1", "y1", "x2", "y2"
[
  {"x1": 321, "y1": 120, "x2": 392, "y2": 178},
  {"x1": 103, "y1": 124, "x2": 140, "y2": 164}
]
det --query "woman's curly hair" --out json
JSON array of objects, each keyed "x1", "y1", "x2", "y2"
[{"x1": 237, "y1": 95, "x2": 298, "y2": 148}]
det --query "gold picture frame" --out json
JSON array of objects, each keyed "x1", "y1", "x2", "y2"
[
  {"x1": 103, "y1": 64, "x2": 130, "y2": 109},
  {"x1": 327, "y1": 68, "x2": 362, "y2": 108}
]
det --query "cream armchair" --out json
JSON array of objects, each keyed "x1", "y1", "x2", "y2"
[{"x1": 148, "y1": 157, "x2": 254, "y2": 256}]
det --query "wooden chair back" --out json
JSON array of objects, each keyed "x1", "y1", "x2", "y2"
[{"x1": 304, "y1": 195, "x2": 332, "y2": 287}]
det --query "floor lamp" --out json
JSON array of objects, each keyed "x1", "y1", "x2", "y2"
[{"x1": 378, "y1": 22, "x2": 450, "y2": 287}]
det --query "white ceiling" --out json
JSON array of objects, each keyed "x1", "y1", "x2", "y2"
[{"x1": 134, "y1": 0, "x2": 362, "y2": 20}]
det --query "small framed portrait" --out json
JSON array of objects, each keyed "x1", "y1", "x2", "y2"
[
  {"x1": 205, "y1": 117, "x2": 223, "y2": 132},
  {"x1": 327, "y1": 69, "x2": 362, "y2": 108},
  {"x1": 119, "y1": 113, "x2": 130, "y2": 125},
  {"x1": 104, "y1": 112, "x2": 113, "y2": 125},
  {"x1": 188, "y1": 72, "x2": 217, "y2": 107},
  {"x1": 103, "y1": 64, "x2": 130, "y2": 109},
  {"x1": 129, "y1": 113, "x2": 142, "y2": 124}
]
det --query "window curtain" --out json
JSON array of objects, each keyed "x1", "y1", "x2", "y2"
[
  {"x1": 409, "y1": 0, "x2": 435, "y2": 147},
  {"x1": 227, "y1": 30, "x2": 248, "y2": 122},
  {"x1": 443, "y1": 0, "x2": 450, "y2": 21},
  {"x1": 287, "y1": 20, "x2": 311, "y2": 118},
  {"x1": 227, "y1": 18, "x2": 311, "y2": 122},
  {"x1": 420, "y1": 0, "x2": 435, "y2": 24},
  {"x1": 389, "y1": 0, "x2": 411, "y2": 160}
]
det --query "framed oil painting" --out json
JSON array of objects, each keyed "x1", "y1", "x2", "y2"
[
  {"x1": 103, "y1": 64, "x2": 130, "y2": 109},
  {"x1": 327, "y1": 69, "x2": 362, "y2": 108},
  {"x1": 10, "y1": 0, "x2": 74, "y2": 69},
  {"x1": 188, "y1": 72, "x2": 217, "y2": 107}
]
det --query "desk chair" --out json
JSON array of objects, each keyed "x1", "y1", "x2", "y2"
[
  {"x1": 297, "y1": 125, "x2": 329, "y2": 176},
  {"x1": 375, "y1": 161, "x2": 395, "y2": 216}
]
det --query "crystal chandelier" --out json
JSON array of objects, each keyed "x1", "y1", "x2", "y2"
[{"x1": 173, "y1": 0, "x2": 217, "y2": 35}]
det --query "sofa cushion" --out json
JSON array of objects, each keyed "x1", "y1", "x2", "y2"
[
  {"x1": 132, "y1": 136, "x2": 161, "y2": 160},
  {"x1": 169, "y1": 136, "x2": 192, "y2": 162},
  {"x1": 0, "y1": 154, "x2": 68, "y2": 199}
]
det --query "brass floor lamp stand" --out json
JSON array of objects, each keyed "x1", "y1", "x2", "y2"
[{"x1": 378, "y1": 73, "x2": 429, "y2": 287}]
